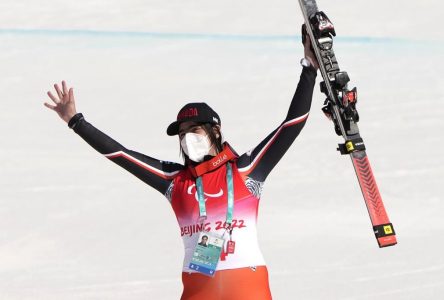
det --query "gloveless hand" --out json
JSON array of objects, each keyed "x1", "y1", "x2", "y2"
[
  {"x1": 303, "y1": 33, "x2": 319, "y2": 70},
  {"x1": 44, "y1": 81, "x2": 77, "y2": 123}
]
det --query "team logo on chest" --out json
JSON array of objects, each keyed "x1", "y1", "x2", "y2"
[{"x1": 187, "y1": 184, "x2": 224, "y2": 202}]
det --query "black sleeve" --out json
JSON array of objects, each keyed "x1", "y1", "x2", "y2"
[
  {"x1": 69, "y1": 113, "x2": 183, "y2": 195},
  {"x1": 236, "y1": 66, "x2": 317, "y2": 182}
]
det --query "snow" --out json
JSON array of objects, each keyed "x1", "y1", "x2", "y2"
[{"x1": 1, "y1": 1, "x2": 444, "y2": 299}]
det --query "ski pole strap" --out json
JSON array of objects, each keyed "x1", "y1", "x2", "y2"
[
  {"x1": 373, "y1": 223, "x2": 396, "y2": 238},
  {"x1": 337, "y1": 137, "x2": 366, "y2": 155},
  {"x1": 196, "y1": 163, "x2": 234, "y2": 226}
]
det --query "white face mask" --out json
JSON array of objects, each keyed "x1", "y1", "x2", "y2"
[{"x1": 180, "y1": 132, "x2": 212, "y2": 162}]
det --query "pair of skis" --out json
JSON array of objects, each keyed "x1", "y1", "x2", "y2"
[{"x1": 298, "y1": 0, "x2": 397, "y2": 247}]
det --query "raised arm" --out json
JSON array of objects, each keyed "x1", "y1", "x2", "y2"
[
  {"x1": 236, "y1": 31, "x2": 318, "y2": 183},
  {"x1": 44, "y1": 81, "x2": 183, "y2": 195}
]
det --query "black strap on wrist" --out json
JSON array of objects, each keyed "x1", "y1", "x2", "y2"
[{"x1": 68, "y1": 113, "x2": 84, "y2": 129}]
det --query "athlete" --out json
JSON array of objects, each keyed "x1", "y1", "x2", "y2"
[
  {"x1": 198, "y1": 236, "x2": 209, "y2": 247},
  {"x1": 44, "y1": 32, "x2": 318, "y2": 300}
]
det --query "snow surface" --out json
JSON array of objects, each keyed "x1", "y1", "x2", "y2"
[{"x1": 1, "y1": 1, "x2": 444, "y2": 299}]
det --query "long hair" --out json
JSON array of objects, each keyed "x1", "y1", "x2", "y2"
[{"x1": 180, "y1": 123, "x2": 223, "y2": 164}]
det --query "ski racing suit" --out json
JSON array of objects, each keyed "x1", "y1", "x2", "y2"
[{"x1": 67, "y1": 66, "x2": 316, "y2": 299}]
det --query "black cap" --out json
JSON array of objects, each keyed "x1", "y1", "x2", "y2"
[{"x1": 167, "y1": 102, "x2": 221, "y2": 136}]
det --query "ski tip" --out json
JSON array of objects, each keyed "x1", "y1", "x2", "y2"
[{"x1": 377, "y1": 235, "x2": 397, "y2": 248}]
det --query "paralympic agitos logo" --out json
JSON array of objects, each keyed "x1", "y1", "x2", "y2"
[{"x1": 187, "y1": 184, "x2": 223, "y2": 202}]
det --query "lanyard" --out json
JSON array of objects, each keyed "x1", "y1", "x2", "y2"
[{"x1": 196, "y1": 163, "x2": 234, "y2": 227}]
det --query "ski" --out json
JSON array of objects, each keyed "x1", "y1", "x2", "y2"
[{"x1": 298, "y1": 0, "x2": 397, "y2": 247}]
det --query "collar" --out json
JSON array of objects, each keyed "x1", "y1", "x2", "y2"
[{"x1": 188, "y1": 143, "x2": 238, "y2": 177}]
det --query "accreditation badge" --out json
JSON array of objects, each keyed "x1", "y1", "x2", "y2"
[{"x1": 189, "y1": 231, "x2": 225, "y2": 277}]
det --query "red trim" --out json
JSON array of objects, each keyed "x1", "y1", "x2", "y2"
[
  {"x1": 240, "y1": 114, "x2": 308, "y2": 176},
  {"x1": 107, "y1": 152, "x2": 178, "y2": 180}
]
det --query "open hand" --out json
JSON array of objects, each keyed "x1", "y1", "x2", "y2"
[{"x1": 44, "y1": 81, "x2": 77, "y2": 123}]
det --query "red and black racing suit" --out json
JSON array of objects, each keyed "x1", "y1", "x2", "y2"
[{"x1": 67, "y1": 66, "x2": 316, "y2": 300}]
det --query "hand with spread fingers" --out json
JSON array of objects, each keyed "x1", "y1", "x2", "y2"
[{"x1": 44, "y1": 81, "x2": 77, "y2": 123}]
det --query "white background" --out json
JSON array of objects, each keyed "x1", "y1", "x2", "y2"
[{"x1": 1, "y1": 1, "x2": 443, "y2": 299}]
